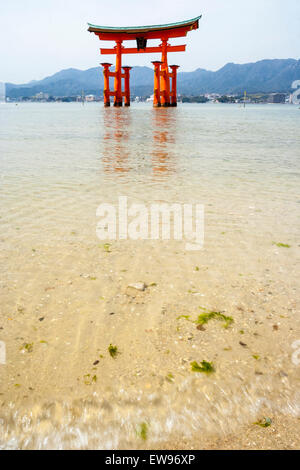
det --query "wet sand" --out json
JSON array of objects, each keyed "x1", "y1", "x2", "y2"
[
  {"x1": 161, "y1": 415, "x2": 300, "y2": 450},
  {"x1": 1, "y1": 237, "x2": 299, "y2": 449}
]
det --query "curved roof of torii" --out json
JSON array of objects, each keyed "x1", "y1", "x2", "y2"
[{"x1": 87, "y1": 15, "x2": 201, "y2": 39}]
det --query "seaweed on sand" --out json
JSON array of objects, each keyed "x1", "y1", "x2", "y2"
[
  {"x1": 272, "y1": 242, "x2": 291, "y2": 248},
  {"x1": 196, "y1": 310, "x2": 234, "y2": 329},
  {"x1": 108, "y1": 344, "x2": 119, "y2": 358},
  {"x1": 176, "y1": 315, "x2": 191, "y2": 321},
  {"x1": 83, "y1": 374, "x2": 97, "y2": 385},
  {"x1": 21, "y1": 343, "x2": 34, "y2": 353},
  {"x1": 177, "y1": 308, "x2": 234, "y2": 329},
  {"x1": 254, "y1": 417, "x2": 272, "y2": 428},
  {"x1": 136, "y1": 422, "x2": 148, "y2": 441},
  {"x1": 165, "y1": 373, "x2": 174, "y2": 383},
  {"x1": 191, "y1": 360, "x2": 215, "y2": 374}
]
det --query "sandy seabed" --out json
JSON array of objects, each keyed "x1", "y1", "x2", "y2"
[{"x1": 1, "y1": 103, "x2": 300, "y2": 449}]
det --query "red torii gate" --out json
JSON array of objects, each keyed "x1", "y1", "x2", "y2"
[{"x1": 88, "y1": 16, "x2": 201, "y2": 107}]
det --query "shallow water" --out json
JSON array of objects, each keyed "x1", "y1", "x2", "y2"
[{"x1": 0, "y1": 102, "x2": 300, "y2": 449}]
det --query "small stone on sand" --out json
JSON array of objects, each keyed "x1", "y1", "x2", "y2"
[{"x1": 128, "y1": 282, "x2": 147, "y2": 291}]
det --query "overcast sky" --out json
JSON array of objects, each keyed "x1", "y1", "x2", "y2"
[{"x1": 1, "y1": 0, "x2": 299, "y2": 83}]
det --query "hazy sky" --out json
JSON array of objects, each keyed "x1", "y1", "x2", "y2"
[{"x1": 1, "y1": 0, "x2": 299, "y2": 83}]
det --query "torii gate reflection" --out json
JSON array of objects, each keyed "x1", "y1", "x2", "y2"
[
  {"x1": 88, "y1": 16, "x2": 201, "y2": 107},
  {"x1": 151, "y1": 109, "x2": 176, "y2": 176},
  {"x1": 102, "y1": 109, "x2": 131, "y2": 175},
  {"x1": 101, "y1": 108, "x2": 177, "y2": 178}
]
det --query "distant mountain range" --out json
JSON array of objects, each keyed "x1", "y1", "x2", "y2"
[{"x1": 6, "y1": 58, "x2": 300, "y2": 98}]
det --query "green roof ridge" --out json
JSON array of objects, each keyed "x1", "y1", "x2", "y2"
[{"x1": 87, "y1": 15, "x2": 202, "y2": 31}]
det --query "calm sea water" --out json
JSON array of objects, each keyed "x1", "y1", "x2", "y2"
[
  {"x1": 1, "y1": 102, "x2": 299, "y2": 242},
  {"x1": 0, "y1": 102, "x2": 299, "y2": 449}
]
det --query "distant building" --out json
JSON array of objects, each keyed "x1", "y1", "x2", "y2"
[
  {"x1": 267, "y1": 93, "x2": 286, "y2": 104},
  {"x1": 205, "y1": 93, "x2": 220, "y2": 101},
  {"x1": 34, "y1": 92, "x2": 49, "y2": 101},
  {"x1": 85, "y1": 94, "x2": 95, "y2": 102}
]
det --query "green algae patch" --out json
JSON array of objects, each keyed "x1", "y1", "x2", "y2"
[
  {"x1": 191, "y1": 360, "x2": 215, "y2": 374},
  {"x1": 136, "y1": 422, "x2": 148, "y2": 441},
  {"x1": 272, "y1": 242, "x2": 291, "y2": 248},
  {"x1": 196, "y1": 310, "x2": 234, "y2": 329},
  {"x1": 254, "y1": 417, "x2": 272, "y2": 428},
  {"x1": 21, "y1": 343, "x2": 34, "y2": 353},
  {"x1": 108, "y1": 344, "x2": 119, "y2": 358}
]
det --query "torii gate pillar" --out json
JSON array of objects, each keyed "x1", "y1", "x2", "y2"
[
  {"x1": 170, "y1": 65, "x2": 180, "y2": 107},
  {"x1": 152, "y1": 61, "x2": 162, "y2": 107},
  {"x1": 114, "y1": 40, "x2": 123, "y2": 106},
  {"x1": 160, "y1": 39, "x2": 170, "y2": 107}
]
